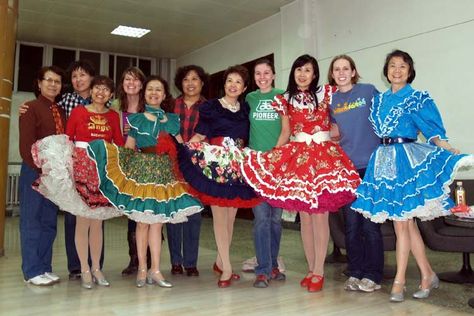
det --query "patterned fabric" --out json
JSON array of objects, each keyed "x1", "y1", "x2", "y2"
[
  {"x1": 51, "y1": 104, "x2": 64, "y2": 134},
  {"x1": 178, "y1": 99, "x2": 260, "y2": 208},
  {"x1": 87, "y1": 140, "x2": 203, "y2": 224},
  {"x1": 186, "y1": 138, "x2": 244, "y2": 184},
  {"x1": 31, "y1": 135, "x2": 122, "y2": 220},
  {"x1": 73, "y1": 148, "x2": 110, "y2": 207},
  {"x1": 174, "y1": 96, "x2": 206, "y2": 142},
  {"x1": 241, "y1": 85, "x2": 361, "y2": 213},
  {"x1": 58, "y1": 91, "x2": 91, "y2": 118},
  {"x1": 352, "y1": 85, "x2": 474, "y2": 222}
]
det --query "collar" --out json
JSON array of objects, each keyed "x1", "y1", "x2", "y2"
[
  {"x1": 385, "y1": 84, "x2": 413, "y2": 98},
  {"x1": 145, "y1": 105, "x2": 165, "y2": 119},
  {"x1": 72, "y1": 91, "x2": 92, "y2": 105}
]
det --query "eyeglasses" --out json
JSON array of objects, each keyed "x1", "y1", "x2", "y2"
[
  {"x1": 92, "y1": 85, "x2": 111, "y2": 92},
  {"x1": 42, "y1": 77, "x2": 62, "y2": 85}
]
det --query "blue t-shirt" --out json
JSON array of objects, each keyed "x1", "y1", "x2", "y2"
[{"x1": 330, "y1": 83, "x2": 380, "y2": 169}]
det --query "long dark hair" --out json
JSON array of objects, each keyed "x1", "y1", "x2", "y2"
[
  {"x1": 286, "y1": 54, "x2": 320, "y2": 105},
  {"x1": 143, "y1": 75, "x2": 175, "y2": 113},
  {"x1": 116, "y1": 66, "x2": 146, "y2": 113}
]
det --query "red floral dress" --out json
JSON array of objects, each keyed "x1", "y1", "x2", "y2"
[{"x1": 241, "y1": 85, "x2": 361, "y2": 213}]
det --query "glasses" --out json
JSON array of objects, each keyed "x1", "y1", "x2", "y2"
[
  {"x1": 42, "y1": 77, "x2": 62, "y2": 85},
  {"x1": 93, "y1": 85, "x2": 111, "y2": 92}
]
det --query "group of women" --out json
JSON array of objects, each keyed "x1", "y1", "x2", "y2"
[{"x1": 19, "y1": 49, "x2": 473, "y2": 303}]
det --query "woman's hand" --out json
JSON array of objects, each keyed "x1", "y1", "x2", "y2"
[
  {"x1": 18, "y1": 102, "x2": 29, "y2": 115},
  {"x1": 432, "y1": 137, "x2": 460, "y2": 154},
  {"x1": 189, "y1": 133, "x2": 206, "y2": 143},
  {"x1": 330, "y1": 123, "x2": 341, "y2": 142}
]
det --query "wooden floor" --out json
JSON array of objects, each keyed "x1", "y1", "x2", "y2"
[{"x1": 0, "y1": 215, "x2": 469, "y2": 316}]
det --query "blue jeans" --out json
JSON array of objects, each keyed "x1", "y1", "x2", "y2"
[
  {"x1": 19, "y1": 163, "x2": 58, "y2": 280},
  {"x1": 166, "y1": 212, "x2": 202, "y2": 268},
  {"x1": 253, "y1": 201, "x2": 283, "y2": 277},
  {"x1": 344, "y1": 168, "x2": 384, "y2": 284}
]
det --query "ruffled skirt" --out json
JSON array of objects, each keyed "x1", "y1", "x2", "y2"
[
  {"x1": 178, "y1": 140, "x2": 261, "y2": 208},
  {"x1": 241, "y1": 140, "x2": 361, "y2": 213},
  {"x1": 351, "y1": 142, "x2": 474, "y2": 223},
  {"x1": 87, "y1": 139, "x2": 203, "y2": 224},
  {"x1": 32, "y1": 135, "x2": 122, "y2": 220}
]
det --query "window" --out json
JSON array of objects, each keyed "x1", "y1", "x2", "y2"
[
  {"x1": 17, "y1": 44, "x2": 44, "y2": 92},
  {"x1": 52, "y1": 48, "x2": 76, "y2": 72},
  {"x1": 79, "y1": 51, "x2": 101, "y2": 75}
]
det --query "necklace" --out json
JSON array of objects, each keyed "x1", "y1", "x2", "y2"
[{"x1": 220, "y1": 97, "x2": 240, "y2": 112}]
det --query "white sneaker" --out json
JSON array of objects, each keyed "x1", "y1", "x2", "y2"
[
  {"x1": 25, "y1": 274, "x2": 54, "y2": 286},
  {"x1": 344, "y1": 277, "x2": 361, "y2": 291},
  {"x1": 44, "y1": 272, "x2": 60, "y2": 283},
  {"x1": 358, "y1": 278, "x2": 382, "y2": 292},
  {"x1": 242, "y1": 257, "x2": 258, "y2": 272}
]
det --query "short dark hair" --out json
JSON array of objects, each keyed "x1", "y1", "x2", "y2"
[
  {"x1": 34, "y1": 65, "x2": 65, "y2": 98},
  {"x1": 91, "y1": 75, "x2": 115, "y2": 93},
  {"x1": 116, "y1": 66, "x2": 146, "y2": 113},
  {"x1": 327, "y1": 54, "x2": 361, "y2": 86},
  {"x1": 143, "y1": 75, "x2": 175, "y2": 113},
  {"x1": 286, "y1": 54, "x2": 320, "y2": 103},
  {"x1": 67, "y1": 59, "x2": 96, "y2": 78},
  {"x1": 254, "y1": 58, "x2": 275, "y2": 74},
  {"x1": 223, "y1": 65, "x2": 249, "y2": 88},
  {"x1": 383, "y1": 49, "x2": 416, "y2": 83},
  {"x1": 174, "y1": 65, "x2": 209, "y2": 94}
]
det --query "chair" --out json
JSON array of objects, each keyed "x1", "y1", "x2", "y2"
[
  {"x1": 417, "y1": 217, "x2": 474, "y2": 284},
  {"x1": 327, "y1": 211, "x2": 396, "y2": 278}
]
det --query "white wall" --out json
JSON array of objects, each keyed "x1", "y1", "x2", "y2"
[{"x1": 176, "y1": 0, "x2": 474, "y2": 178}]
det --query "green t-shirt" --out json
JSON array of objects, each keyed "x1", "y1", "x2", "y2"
[{"x1": 246, "y1": 88, "x2": 284, "y2": 151}]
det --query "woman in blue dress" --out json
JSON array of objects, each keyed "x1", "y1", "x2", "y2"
[{"x1": 352, "y1": 50, "x2": 474, "y2": 302}]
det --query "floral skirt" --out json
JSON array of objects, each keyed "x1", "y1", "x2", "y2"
[
  {"x1": 352, "y1": 142, "x2": 474, "y2": 223},
  {"x1": 32, "y1": 135, "x2": 122, "y2": 220},
  {"x1": 241, "y1": 140, "x2": 360, "y2": 213},
  {"x1": 178, "y1": 140, "x2": 261, "y2": 208},
  {"x1": 87, "y1": 139, "x2": 203, "y2": 224}
]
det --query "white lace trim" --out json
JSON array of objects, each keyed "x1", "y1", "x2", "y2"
[
  {"x1": 124, "y1": 205, "x2": 203, "y2": 224},
  {"x1": 241, "y1": 152, "x2": 358, "y2": 209},
  {"x1": 33, "y1": 135, "x2": 123, "y2": 220}
]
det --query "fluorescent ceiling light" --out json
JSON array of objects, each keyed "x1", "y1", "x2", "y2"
[{"x1": 111, "y1": 25, "x2": 150, "y2": 38}]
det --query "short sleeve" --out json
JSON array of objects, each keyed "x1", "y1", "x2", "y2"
[
  {"x1": 126, "y1": 113, "x2": 140, "y2": 139},
  {"x1": 162, "y1": 113, "x2": 180, "y2": 136},
  {"x1": 194, "y1": 101, "x2": 213, "y2": 138},
  {"x1": 410, "y1": 91, "x2": 447, "y2": 143},
  {"x1": 272, "y1": 94, "x2": 288, "y2": 116}
]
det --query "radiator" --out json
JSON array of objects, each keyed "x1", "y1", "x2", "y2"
[{"x1": 6, "y1": 173, "x2": 20, "y2": 209}]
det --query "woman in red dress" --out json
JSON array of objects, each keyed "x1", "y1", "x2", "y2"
[
  {"x1": 241, "y1": 55, "x2": 360, "y2": 292},
  {"x1": 65, "y1": 76, "x2": 124, "y2": 288}
]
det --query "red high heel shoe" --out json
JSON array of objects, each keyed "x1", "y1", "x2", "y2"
[
  {"x1": 300, "y1": 272, "x2": 313, "y2": 287},
  {"x1": 217, "y1": 276, "x2": 232, "y2": 288},
  {"x1": 213, "y1": 263, "x2": 240, "y2": 280},
  {"x1": 307, "y1": 274, "x2": 324, "y2": 292}
]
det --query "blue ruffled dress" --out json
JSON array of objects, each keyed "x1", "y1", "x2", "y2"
[{"x1": 352, "y1": 84, "x2": 474, "y2": 222}]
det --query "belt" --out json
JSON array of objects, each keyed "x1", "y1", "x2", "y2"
[
  {"x1": 74, "y1": 141, "x2": 89, "y2": 149},
  {"x1": 293, "y1": 131, "x2": 330, "y2": 145},
  {"x1": 140, "y1": 146, "x2": 155, "y2": 153},
  {"x1": 380, "y1": 137, "x2": 416, "y2": 145}
]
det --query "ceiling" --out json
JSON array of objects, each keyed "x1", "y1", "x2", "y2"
[{"x1": 18, "y1": 0, "x2": 295, "y2": 59}]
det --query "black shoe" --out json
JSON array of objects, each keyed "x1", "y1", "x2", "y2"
[
  {"x1": 171, "y1": 264, "x2": 184, "y2": 275},
  {"x1": 270, "y1": 268, "x2": 286, "y2": 281},
  {"x1": 68, "y1": 270, "x2": 81, "y2": 280},
  {"x1": 253, "y1": 275, "x2": 269, "y2": 288},
  {"x1": 185, "y1": 267, "x2": 199, "y2": 277}
]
